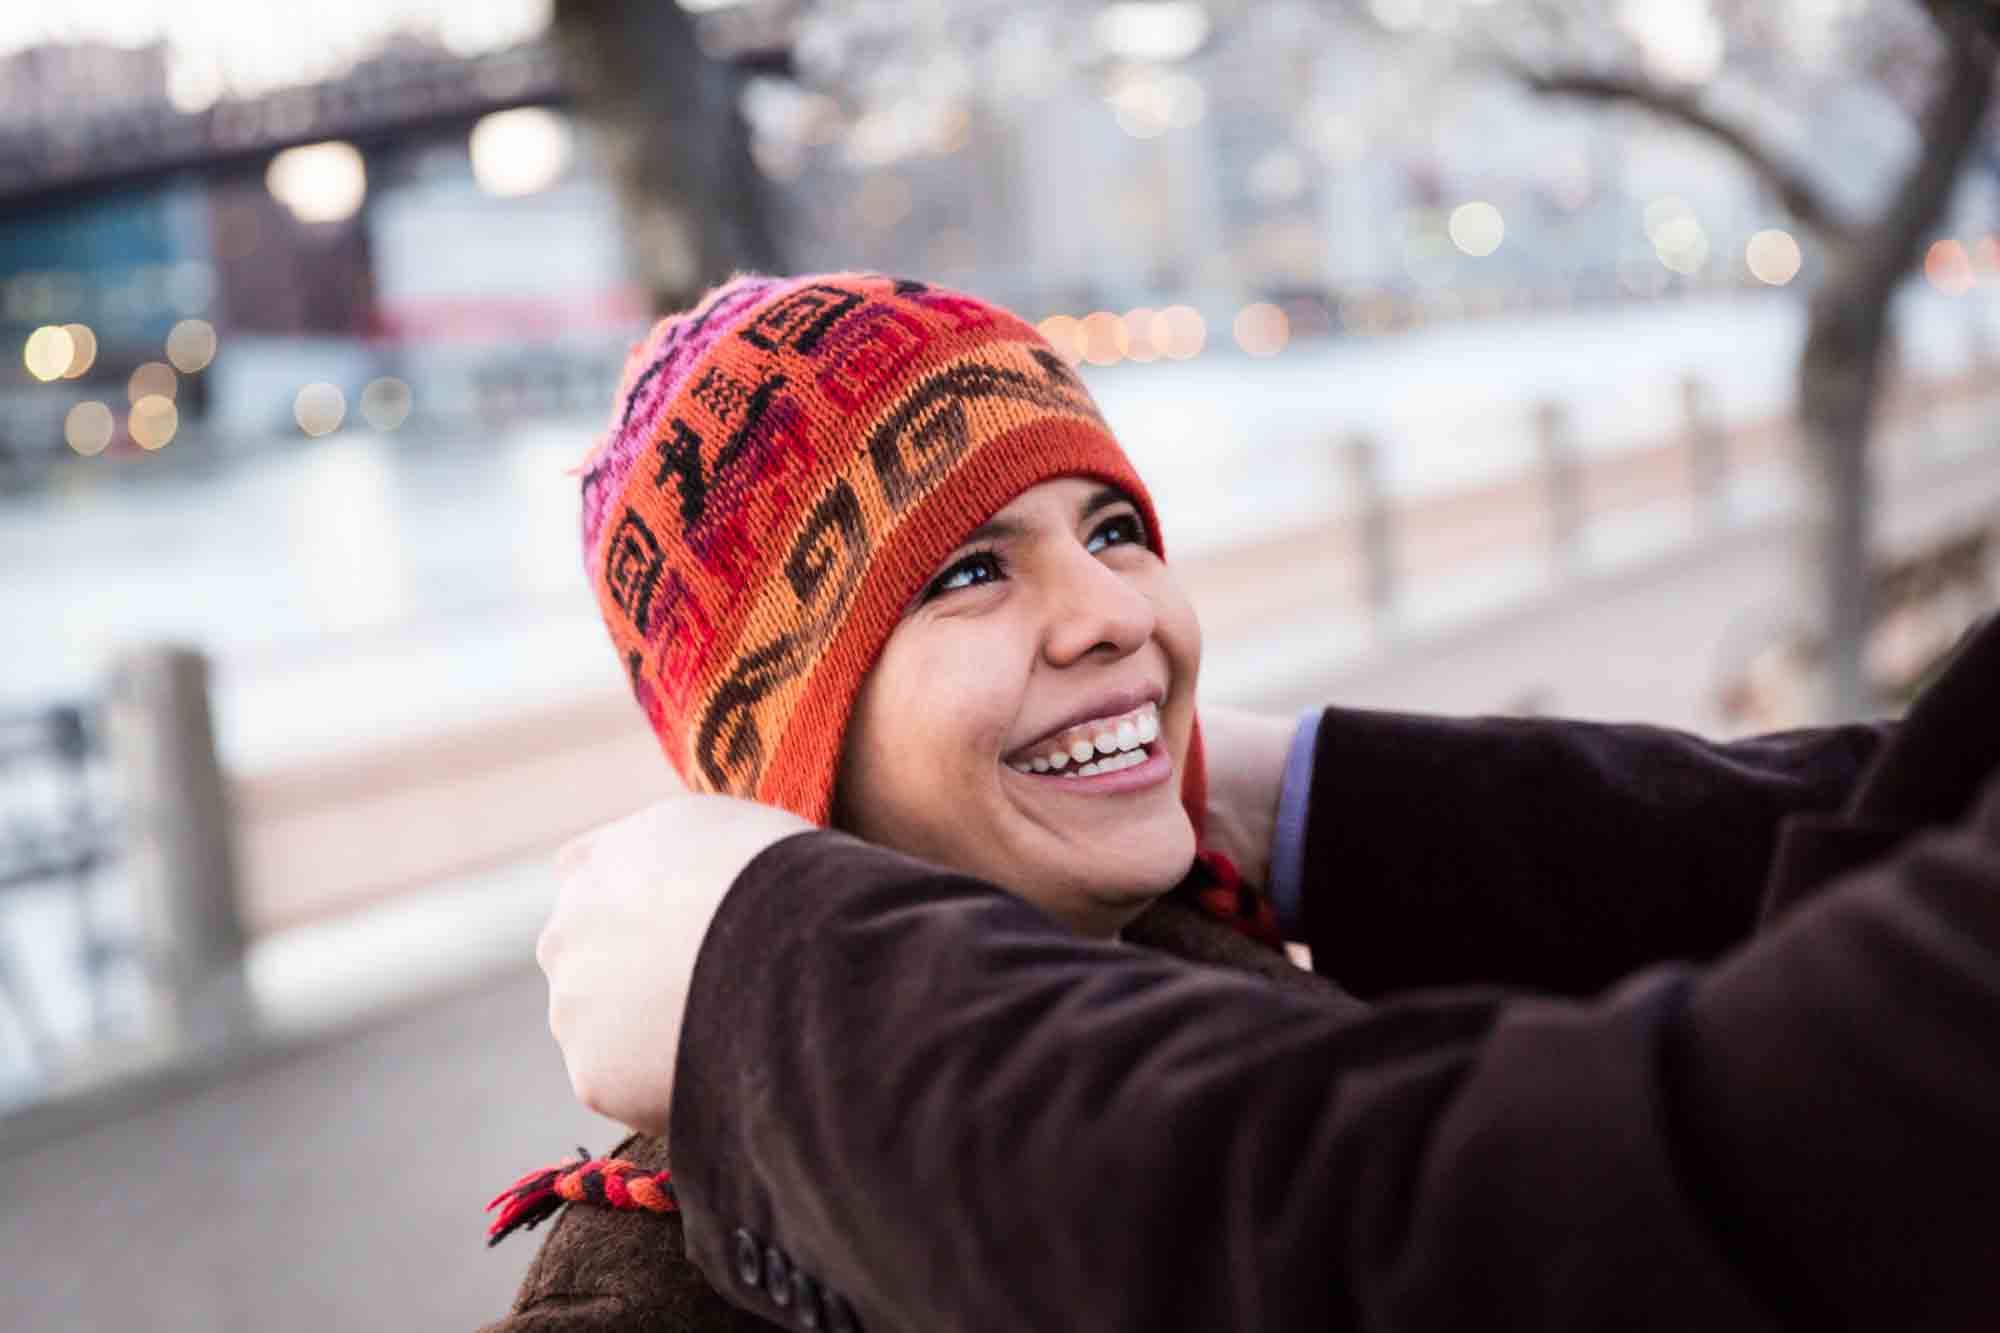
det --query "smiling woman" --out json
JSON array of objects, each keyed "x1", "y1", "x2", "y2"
[
  {"x1": 569, "y1": 270, "x2": 1230, "y2": 935},
  {"x1": 837, "y1": 476, "x2": 1203, "y2": 938},
  {"x1": 481, "y1": 271, "x2": 1312, "y2": 1332}
]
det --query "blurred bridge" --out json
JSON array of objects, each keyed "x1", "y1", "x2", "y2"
[{"x1": 0, "y1": 40, "x2": 566, "y2": 210}]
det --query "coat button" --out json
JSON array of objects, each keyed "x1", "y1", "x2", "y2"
[
  {"x1": 731, "y1": 1229, "x2": 763, "y2": 1290},
  {"x1": 764, "y1": 1246, "x2": 793, "y2": 1308},
  {"x1": 824, "y1": 1291, "x2": 862, "y2": 1333},
  {"x1": 791, "y1": 1270, "x2": 823, "y2": 1329}
]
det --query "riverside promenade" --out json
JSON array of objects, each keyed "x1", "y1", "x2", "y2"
[{"x1": 6, "y1": 395, "x2": 2000, "y2": 1332}]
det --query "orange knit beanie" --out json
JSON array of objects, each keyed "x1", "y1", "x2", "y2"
[{"x1": 578, "y1": 271, "x2": 1207, "y2": 836}]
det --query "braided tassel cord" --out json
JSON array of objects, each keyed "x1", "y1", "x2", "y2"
[
  {"x1": 486, "y1": 1148, "x2": 678, "y2": 1247},
  {"x1": 1185, "y1": 849, "x2": 1283, "y2": 950}
]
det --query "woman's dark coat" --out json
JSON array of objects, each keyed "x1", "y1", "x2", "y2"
[
  {"x1": 482, "y1": 897, "x2": 1330, "y2": 1331},
  {"x1": 496, "y1": 611, "x2": 2000, "y2": 1331}
]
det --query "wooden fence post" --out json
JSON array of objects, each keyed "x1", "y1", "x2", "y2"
[
  {"x1": 1680, "y1": 373, "x2": 1729, "y2": 529},
  {"x1": 1341, "y1": 433, "x2": 1396, "y2": 621},
  {"x1": 104, "y1": 644, "x2": 250, "y2": 1051},
  {"x1": 1534, "y1": 400, "x2": 1582, "y2": 573}
]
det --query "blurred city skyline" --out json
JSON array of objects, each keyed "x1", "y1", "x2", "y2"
[
  {"x1": 0, "y1": 0, "x2": 553, "y2": 106},
  {"x1": 6, "y1": 0, "x2": 1997, "y2": 473}
]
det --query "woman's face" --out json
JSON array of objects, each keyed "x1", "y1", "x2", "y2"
[{"x1": 834, "y1": 476, "x2": 1202, "y2": 937}]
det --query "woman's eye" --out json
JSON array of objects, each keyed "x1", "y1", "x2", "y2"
[
  {"x1": 1087, "y1": 512, "x2": 1146, "y2": 553},
  {"x1": 918, "y1": 513, "x2": 1142, "y2": 607},
  {"x1": 924, "y1": 550, "x2": 1004, "y2": 600}
]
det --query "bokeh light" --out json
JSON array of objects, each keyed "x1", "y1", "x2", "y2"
[
  {"x1": 1643, "y1": 195, "x2": 1693, "y2": 244},
  {"x1": 1448, "y1": 201, "x2": 1505, "y2": 257},
  {"x1": 1159, "y1": 305, "x2": 1206, "y2": 360},
  {"x1": 295, "y1": 382, "x2": 348, "y2": 436},
  {"x1": 64, "y1": 401, "x2": 114, "y2": 456},
  {"x1": 1079, "y1": 311, "x2": 1129, "y2": 366},
  {"x1": 360, "y1": 377, "x2": 413, "y2": 431},
  {"x1": 129, "y1": 361, "x2": 179, "y2": 404},
  {"x1": 470, "y1": 107, "x2": 573, "y2": 198},
  {"x1": 129, "y1": 394, "x2": 179, "y2": 451},
  {"x1": 267, "y1": 141, "x2": 368, "y2": 223},
  {"x1": 1645, "y1": 197, "x2": 1709, "y2": 275},
  {"x1": 1625, "y1": 0, "x2": 1726, "y2": 84},
  {"x1": 1925, "y1": 239, "x2": 1975, "y2": 295},
  {"x1": 1106, "y1": 68, "x2": 1206, "y2": 139},
  {"x1": 1095, "y1": 1, "x2": 1210, "y2": 63},
  {"x1": 1656, "y1": 223, "x2": 1709, "y2": 273},
  {"x1": 23, "y1": 325, "x2": 75, "y2": 382},
  {"x1": 1036, "y1": 315, "x2": 1085, "y2": 365},
  {"x1": 166, "y1": 318, "x2": 219, "y2": 373},
  {"x1": 59, "y1": 323, "x2": 97, "y2": 378},
  {"x1": 1123, "y1": 308, "x2": 1160, "y2": 362},
  {"x1": 1233, "y1": 303, "x2": 1290, "y2": 358},
  {"x1": 1744, "y1": 229, "x2": 1803, "y2": 286}
]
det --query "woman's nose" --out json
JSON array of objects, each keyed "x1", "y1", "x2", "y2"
[{"x1": 1040, "y1": 544, "x2": 1155, "y2": 666}]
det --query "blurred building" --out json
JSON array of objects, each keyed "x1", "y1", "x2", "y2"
[
  {"x1": 0, "y1": 23, "x2": 632, "y2": 463},
  {"x1": 3, "y1": 0, "x2": 2000, "y2": 466}
]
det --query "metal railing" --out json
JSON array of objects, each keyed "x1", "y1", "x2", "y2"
[
  {"x1": 0, "y1": 702, "x2": 124, "y2": 1085},
  {"x1": 1, "y1": 645, "x2": 252, "y2": 1108}
]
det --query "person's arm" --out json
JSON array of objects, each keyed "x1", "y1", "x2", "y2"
[
  {"x1": 669, "y1": 776, "x2": 2000, "y2": 1333},
  {"x1": 1295, "y1": 709, "x2": 1894, "y2": 997}
]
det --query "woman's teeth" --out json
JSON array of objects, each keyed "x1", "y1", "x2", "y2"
[
  {"x1": 1006, "y1": 703, "x2": 1160, "y2": 777},
  {"x1": 1066, "y1": 748, "x2": 1148, "y2": 777}
]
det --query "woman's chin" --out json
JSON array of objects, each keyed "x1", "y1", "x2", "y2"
[{"x1": 1091, "y1": 816, "x2": 1198, "y2": 900}]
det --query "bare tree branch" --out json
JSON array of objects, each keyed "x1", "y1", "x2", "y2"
[
  {"x1": 1855, "y1": 6, "x2": 1997, "y2": 298},
  {"x1": 1502, "y1": 59, "x2": 1855, "y2": 244},
  {"x1": 1922, "y1": 0, "x2": 2000, "y2": 41}
]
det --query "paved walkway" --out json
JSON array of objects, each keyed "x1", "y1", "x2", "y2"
[{"x1": 2, "y1": 963, "x2": 599, "y2": 1333}]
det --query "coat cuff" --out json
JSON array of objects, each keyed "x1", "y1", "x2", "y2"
[{"x1": 1267, "y1": 708, "x2": 1323, "y2": 939}]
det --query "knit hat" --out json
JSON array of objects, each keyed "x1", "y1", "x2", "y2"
[{"x1": 577, "y1": 270, "x2": 1209, "y2": 835}]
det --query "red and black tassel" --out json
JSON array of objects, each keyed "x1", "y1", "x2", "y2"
[
  {"x1": 1183, "y1": 848, "x2": 1283, "y2": 949},
  {"x1": 486, "y1": 1147, "x2": 678, "y2": 1247}
]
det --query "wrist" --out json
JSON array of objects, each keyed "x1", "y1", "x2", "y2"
[{"x1": 1195, "y1": 704, "x2": 1294, "y2": 887}]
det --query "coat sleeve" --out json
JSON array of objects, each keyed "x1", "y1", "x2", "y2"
[
  {"x1": 1299, "y1": 709, "x2": 1894, "y2": 996},
  {"x1": 668, "y1": 782, "x2": 2000, "y2": 1333}
]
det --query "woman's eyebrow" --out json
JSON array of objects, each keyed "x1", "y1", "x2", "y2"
[{"x1": 956, "y1": 487, "x2": 1129, "y2": 546}]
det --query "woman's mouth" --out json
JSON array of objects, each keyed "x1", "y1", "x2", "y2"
[{"x1": 1001, "y1": 701, "x2": 1171, "y2": 792}]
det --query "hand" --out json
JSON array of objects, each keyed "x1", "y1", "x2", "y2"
[
  {"x1": 538, "y1": 793, "x2": 815, "y2": 1136},
  {"x1": 1194, "y1": 703, "x2": 1298, "y2": 889}
]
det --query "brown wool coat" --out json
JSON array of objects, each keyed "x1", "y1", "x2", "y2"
[
  {"x1": 663, "y1": 612, "x2": 2000, "y2": 1331},
  {"x1": 481, "y1": 895, "x2": 1333, "y2": 1333}
]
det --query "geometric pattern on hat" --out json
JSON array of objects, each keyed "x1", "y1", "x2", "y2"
[{"x1": 577, "y1": 270, "x2": 1203, "y2": 832}]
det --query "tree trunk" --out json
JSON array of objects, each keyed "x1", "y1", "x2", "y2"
[
  {"x1": 1795, "y1": 284, "x2": 1881, "y2": 722},
  {"x1": 1792, "y1": 21, "x2": 1993, "y2": 722},
  {"x1": 551, "y1": 0, "x2": 784, "y2": 312}
]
